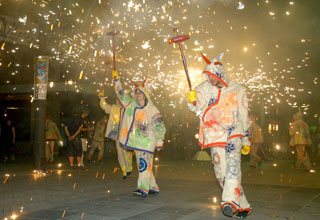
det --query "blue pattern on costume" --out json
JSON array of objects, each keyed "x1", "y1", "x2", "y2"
[
  {"x1": 244, "y1": 129, "x2": 250, "y2": 137},
  {"x1": 226, "y1": 142, "x2": 235, "y2": 153},
  {"x1": 215, "y1": 72, "x2": 223, "y2": 79},
  {"x1": 226, "y1": 157, "x2": 238, "y2": 179},
  {"x1": 208, "y1": 97, "x2": 217, "y2": 107},
  {"x1": 139, "y1": 158, "x2": 147, "y2": 173},
  {"x1": 227, "y1": 124, "x2": 235, "y2": 136}
]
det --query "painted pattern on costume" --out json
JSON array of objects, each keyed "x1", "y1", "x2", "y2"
[
  {"x1": 226, "y1": 157, "x2": 239, "y2": 179},
  {"x1": 226, "y1": 142, "x2": 235, "y2": 153},
  {"x1": 139, "y1": 157, "x2": 147, "y2": 173}
]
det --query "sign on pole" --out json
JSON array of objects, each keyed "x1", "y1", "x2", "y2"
[{"x1": 34, "y1": 56, "x2": 49, "y2": 100}]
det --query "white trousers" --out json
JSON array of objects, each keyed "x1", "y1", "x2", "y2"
[
  {"x1": 210, "y1": 137, "x2": 250, "y2": 211},
  {"x1": 135, "y1": 151, "x2": 159, "y2": 195},
  {"x1": 116, "y1": 141, "x2": 133, "y2": 176}
]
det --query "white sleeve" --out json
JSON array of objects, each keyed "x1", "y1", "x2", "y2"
[
  {"x1": 99, "y1": 97, "x2": 112, "y2": 114},
  {"x1": 238, "y1": 87, "x2": 250, "y2": 145},
  {"x1": 186, "y1": 86, "x2": 208, "y2": 113}
]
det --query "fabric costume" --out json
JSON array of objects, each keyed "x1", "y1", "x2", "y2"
[
  {"x1": 289, "y1": 112, "x2": 311, "y2": 170},
  {"x1": 248, "y1": 115, "x2": 264, "y2": 167},
  {"x1": 45, "y1": 118, "x2": 62, "y2": 162},
  {"x1": 114, "y1": 78, "x2": 166, "y2": 196},
  {"x1": 99, "y1": 98, "x2": 133, "y2": 176},
  {"x1": 187, "y1": 52, "x2": 251, "y2": 213}
]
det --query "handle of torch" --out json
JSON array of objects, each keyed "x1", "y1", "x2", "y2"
[
  {"x1": 178, "y1": 42, "x2": 196, "y2": 106},
  {"x1": 112, "y1": 34, "x2": 116, "y2": 71},
  {"x1": 100, "y1": 62, "x2": 110, "y2": 94}
]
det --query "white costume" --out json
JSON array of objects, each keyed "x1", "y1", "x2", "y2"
[
  {"x1": 187, "y1": 52, "x2": 251, "y2": 217},
  {"x1": 114, "y1": 78, "x2": 166, "y2": 196},
  {"x1": 100, "y1": 98, "x2": 133, "y2": 177}
]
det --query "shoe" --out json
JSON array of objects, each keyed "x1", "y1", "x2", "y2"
[
  {"x1": 98, "y1": 160, "x2": 104, "y2": 164},
  {"x1": 221, "y1": 203, "x2": 236, "y2": 217},
  {"x1": 70, "y1": 164, "x2": 75, "y2": 169},
  {"x1": 148, "y1": 190, "x2": 159, "y2": 195},
  {"x1": 86, "y1": 159, "x2": 91, "y2": 164},
  {"x1": 123, "y1": 175, "x2": 127, "y2": 180},
  {"x1": 132, "y1": 189, "x2": 147, "y2": 198},
  {"x1": 234, "y1": 208, "x2": 252, "y2": 219},
  {"x1": 127, "y1": 171, "x2": 132, "y2": 177},
  {"x1": 249, "y1": 164, "x2": 256, "y2": 168}
]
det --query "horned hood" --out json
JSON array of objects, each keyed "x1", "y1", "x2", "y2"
[
  {"x1": 201, "y1": 52, "x2": 229, "y2": 87},
  {"x1": 131, "y1": 78, "x2": 152, "y2": 107}
]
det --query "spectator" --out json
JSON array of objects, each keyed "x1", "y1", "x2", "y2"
[
  {"x1": 65, "y1": 107, "x2": 84, "y2": 169},
  {"x1": 79, "y1": 107, "x2": 94, "y2": 166},
  {"x1": 248, "y1": 114, "x2": 264, "y2": 168},
  {"x1": 289, "y1": 111, "x2": 312, "y2": 172},
  {"x1": 87, "y1": 116, "x2": 107, "y2": 163},
  {"x1": 45, "y1": 115, "x2": 62, "y2": 163}
]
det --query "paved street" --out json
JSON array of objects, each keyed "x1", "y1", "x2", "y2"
[{"x1": 1, "y1": 155, "x2": 320, "y2": 220}]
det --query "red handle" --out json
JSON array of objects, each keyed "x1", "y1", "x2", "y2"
[{"x1": 168, "y1": 35, "x2": 190, "y2": 44}]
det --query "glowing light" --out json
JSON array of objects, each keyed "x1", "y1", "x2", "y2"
[
  {"x1": 213, "y1": 197, "x2": 217, "y2": 203},
  {"x1": 141, "y1": 41, "x2": 150, "y2": 49},
  {"x1": 243, "y1": 47, "x2": 248, "y2": 52},
  {"x1": 11, "y1": 213, "x2": 18, "y2": 219},
  {"x1": 237, "y1": 2, "x2": 245, "y2": 10}
]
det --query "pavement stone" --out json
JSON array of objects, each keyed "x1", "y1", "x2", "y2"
[{"x1": 1, "y1": 156, "x2": 320, "y2": 220}]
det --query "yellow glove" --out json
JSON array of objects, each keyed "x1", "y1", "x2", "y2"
[
  {"x1": 241, "y1": 145, "x2": 250, "y2": 155},
  {"x1": 98, "y1": 89, "x2": 104, "y2": 97},
  {"x1": 187, "y1": 90, "x2": 197, "y2": 103},
  {"x1": 112, "y1": 70, "x2": 119, "y2": 80}
]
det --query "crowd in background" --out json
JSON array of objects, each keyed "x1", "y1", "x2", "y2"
[{"x1": 0, "y1": 108, "x2": 320, "y2": 168}]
